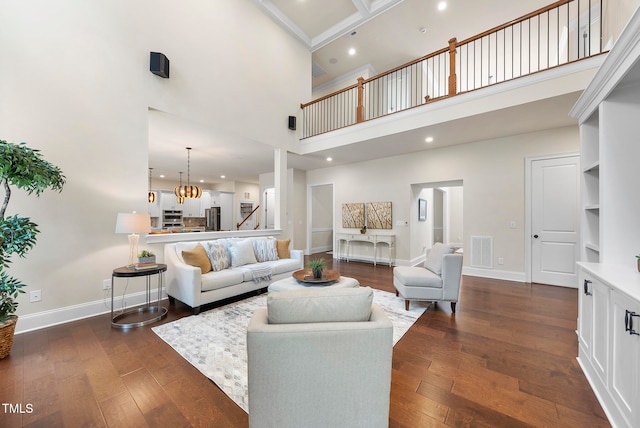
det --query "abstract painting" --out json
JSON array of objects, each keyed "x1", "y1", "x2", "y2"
[
  {"x1": 366, "y1": 202, "x2": 392, "y2": 229},
  {"x1": 342, "y1": 203, "x2": 365, "y2": 228}
]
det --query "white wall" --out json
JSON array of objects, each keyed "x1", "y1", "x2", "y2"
[
  {"x1": 310, "y1": 184, "x2": 334, "y2": 253},
  {"x1": 447, "y1": 186, "x2": 464, "y2": 245},
  {"x1": 306, "y1": 126, "x2": 579, "y2": 276},
  {"x1": 0, "y1": 0, "x2": 310, "y2": 328}
]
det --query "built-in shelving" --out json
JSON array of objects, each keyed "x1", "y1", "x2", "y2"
[
  {"x1": 579, "y1": 112, "x2": 600, "y2": 263},
  {"x1": 570, "y1": 8, "x2": 640, "y2": 426}
]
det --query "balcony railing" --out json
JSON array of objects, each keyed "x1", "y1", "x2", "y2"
[{"x1": 300, "y1": 0, "x2": 603, "y2": 139}]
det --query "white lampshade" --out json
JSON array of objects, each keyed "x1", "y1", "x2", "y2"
[
  {"x1": 115, "y1": 212, "x2": 150, "y2": 266},
  {"x1": 115, "y1": 212, "x2": 151, "y2": 234}
]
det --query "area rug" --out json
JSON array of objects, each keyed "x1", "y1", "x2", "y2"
[{"x1": 152, "y1": 289, "x2": 429, "y2": 412}]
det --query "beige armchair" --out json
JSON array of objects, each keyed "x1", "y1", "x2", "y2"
[
  {"x1": 247, "y1": 287, "x2": 393, "y2": 428},
  {"x1": 393, "y1": 243, "x2": 463, "y2": 312}
]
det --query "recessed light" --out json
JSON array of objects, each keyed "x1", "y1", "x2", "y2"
[
  {"x1": 348, "y1": 48, "x2": 356, "y2": 56},
  {"x1": 425, "y1": 137, "x2": 434, "y2": 143},
  {"x1": 326, "y1": 157, "x2": 333, "y2": 162},
  {"x1": 437, "y1": 1, "x2": 447, "y2": 11},
  {"x1": 199, "y1": 179, "x2": 204, "y2": 183},
  {"x1": 220, "y1": 175, "x2": 225, "y2": 179}
]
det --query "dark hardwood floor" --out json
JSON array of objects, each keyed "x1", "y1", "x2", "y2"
[{"x1": 0, "y1": 254, "x2": 609, "y2": 427}]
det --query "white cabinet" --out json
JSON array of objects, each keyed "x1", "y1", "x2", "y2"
[
  {"x1": 611, "y1": 290, "x2": 640, "y2": 428},
  {"x1": 161, "y1": 191, "x2": 182, "y2": 211},
  {"x1": 183, "y1": 197, "x2": 201, "y2": 217},
  {"x1": 578, "y1": 271, "x2": 609, "y2": 388},
  {"x1": 577, "y1": 263, "x2": 640, "y2": 428}
]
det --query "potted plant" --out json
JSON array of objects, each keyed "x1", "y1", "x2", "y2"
[
  {"x1": 0, "y1": 141, "x2": 65, "y2": 359},
  {"x1": 138, "y1": 250, "x2": 156, "y2": 264},
  {"x1": 360, "y1": 225, "x2": 367, "y2": 234},
  {"x1": 306, "y1": 258, "x2": 326, "y2": 279}
]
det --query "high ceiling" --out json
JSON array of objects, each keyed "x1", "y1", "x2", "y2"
[
  {"x1": 149, "y1": 0, "x2": 578, "y2": 186},
  {"x1": 252, "y1": 0, "x2": 553, "y2": 89}
]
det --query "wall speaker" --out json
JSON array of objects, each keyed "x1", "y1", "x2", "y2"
[
  {"x1": 150, "y1": 52, "x2": 170, "y2": 78},
  {"x1": 288, "y1": 115, "x2": 296, "y2": 130}
]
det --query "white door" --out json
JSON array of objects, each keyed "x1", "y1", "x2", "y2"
[{"x1": 531, "y1": 156, "x2": 579, "y2": 287}]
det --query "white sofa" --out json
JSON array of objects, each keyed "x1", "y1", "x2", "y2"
[{"x1": 164, "y1": 237, "x2": 303, "y2": 314}]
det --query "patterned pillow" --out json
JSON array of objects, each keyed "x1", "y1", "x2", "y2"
[
  {"x1": 228, "y1": 239, "x2": 258, "y2": 267},
  {"x1": 205, "y1": 241, "x2": 231, "y2": 272},
  {"x1": 253, "y1": 238, "x2": 278, "y2": 262}
]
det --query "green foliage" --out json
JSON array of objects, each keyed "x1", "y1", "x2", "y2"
[
  {"x1": 0, "y1": 216, "x2": 39, "y2": 269},
  {"x1": 0, "y1": 140, "x2": 65, "y2": 322},
  {"x1": 306, "y1": 258, "x2": 326, "y2": 271},
  {"x1": 0, "y1": 141, "x2": 65, "y2": 199},
  {"x1": 138, "y1": 249, "x2": 155, "y2": 258}
]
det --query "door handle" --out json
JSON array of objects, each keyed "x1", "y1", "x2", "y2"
[
  {"x1": 583, "y1": 279, "x2": 592, "y2": 296},
  {"x1": 533, "y1": 234, "x2": 539, "y2": 238}
]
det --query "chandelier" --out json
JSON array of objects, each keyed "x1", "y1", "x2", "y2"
[
  {"x1": 174, "y1": 147, "x2": 202, "y2": 199},
  {"x1": 148, "y1": 168, "x2": 156, "y2": 203},
  {"x1": 175, "y1": 172, "x2": 185, "y2": 204}
]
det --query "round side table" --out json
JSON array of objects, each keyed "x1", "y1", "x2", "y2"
[{"x1": 111, "y1": 264, "x2": 168, "y2": 329}]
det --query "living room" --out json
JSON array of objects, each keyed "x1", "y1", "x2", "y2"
[{"x1": 2, "y1": 0, "x2": 640, "y2": 426}]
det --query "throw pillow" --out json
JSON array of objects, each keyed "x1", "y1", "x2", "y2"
[
  {"x1": 267, "y1": 287, "x2": 373, "y2": 324},
  {"x1": 228, "y1": 239, "x2": 258, "y2": 267},
  {"x1": 276, "y1": 239, "x2": 290, "y2": 259},
  {"x1": 204, "y1": 241, "x2": 230, "y2": 272},
  {"x1": 182, "y1": 244, "x2": 212, "y2": 273},
  {"x1": 253, "y1": 238, "x2": 278, "y2": 262},
  {"x1": 424, "y1": 242, "x2": 454, "y2": 275}
]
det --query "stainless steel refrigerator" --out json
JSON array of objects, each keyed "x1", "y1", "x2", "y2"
[{"x1": 205, "y1": 207, "x2": 221, "y2": 231}]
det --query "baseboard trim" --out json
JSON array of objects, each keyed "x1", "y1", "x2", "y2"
[
  {"x1": 15, "y1": 289, "x2": 167, "y2": 334},
  {"x1": 462, "y1": 267, "x2": 526, "y2": 283}
]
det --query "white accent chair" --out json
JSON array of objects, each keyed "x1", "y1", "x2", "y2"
[
  {"x1": 247, "y1": 287, "x2": 393, "y2": 428},
  {"x1": 393, "y1": 243, "x2": 463, "y2": 312}
]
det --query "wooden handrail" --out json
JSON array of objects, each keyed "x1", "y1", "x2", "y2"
[
  {"x1": 456, "y1": 0, "x2": 572, "y2": 46},
  {"x1": 236, "y1": 204, "x2": 260, "y2": 230},
  {"x1": 361, "y1": 46, "x2": 450, "y2": 85},
  {"x1": 300, "y1": 83, "x2": 358, "y2": 109}
]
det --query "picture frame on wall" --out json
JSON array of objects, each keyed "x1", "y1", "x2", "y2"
[{"x1": 418, "y1": 198, "x2": 427, "y2": 221}]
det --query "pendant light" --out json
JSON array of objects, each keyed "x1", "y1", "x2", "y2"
[
  {"x1": 148, "y1": 168, "x2": 156, "y2": 203},
  {"x1": 175, "y1": 172, "x2": 185, "y2": 204},
  {"x1": 174, "y1": 147, "x2": 202, "y2": 199}
]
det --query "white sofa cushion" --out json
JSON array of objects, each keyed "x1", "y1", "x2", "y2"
[
  {"x1": 229, "y1": 239, "x2": 258, "y2": 267},
  {"x1": 253, "y1": 237, "x2": 278, "y2": 262},
  {"x1": 204, "y1": 241, "x2": 231, "y2": 272},
  {"x1": 201, "y1": 268, "x2": 245, "y2": 292},
  {"x1": 394, "y1": 266, "x2": 442, "y2": 288},
  {"x1": 267, "y1": 287, "x2": 373, "y2": 324},
  {"x1": 424, "y1": 243, "x2": 454, "y2": 275}
]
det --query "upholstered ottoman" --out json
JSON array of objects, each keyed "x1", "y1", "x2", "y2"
[{"x1": 268, "y1": 275, "x2": 359, "y2": 292}]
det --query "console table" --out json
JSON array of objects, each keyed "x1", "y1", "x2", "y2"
[
  {"x1": 111, "y1": 264, "x2": 168, "y2": 329},
  {"x1": 335, "y1": 233, "x2": 395, "y2": 266}
]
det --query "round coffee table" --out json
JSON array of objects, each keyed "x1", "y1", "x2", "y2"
[{"x1": 268, "y1": 271, "x2": 360, "y2": 293}]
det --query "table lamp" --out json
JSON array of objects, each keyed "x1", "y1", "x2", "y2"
[{"x1": 115, "y1": 212, "x2": 151, "y2": 266}]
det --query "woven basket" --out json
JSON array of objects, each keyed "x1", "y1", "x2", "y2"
[{"x1": 0, "y1": 316, "x2": 18, "y2": 359}]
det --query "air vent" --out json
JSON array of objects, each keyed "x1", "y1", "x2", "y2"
[
  {"x1": 312, "y1": 62, "x2": 327, "y2": 79},
  {"x1": 470, "y1": 236, "x2": 493, "y2": 268}
]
